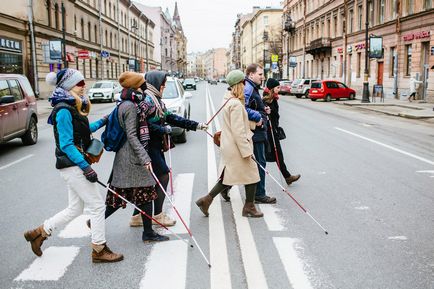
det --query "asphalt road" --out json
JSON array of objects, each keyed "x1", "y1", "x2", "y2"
[{"x1": 0, "y1": 81, "x2": 433, "y2": 289}]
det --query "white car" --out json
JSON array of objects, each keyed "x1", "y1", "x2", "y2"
[{"x1": 88, "y1": 80, "x2": 121, "y2": 103}]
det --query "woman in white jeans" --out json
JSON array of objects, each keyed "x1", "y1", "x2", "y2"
[{"x1": 24, "y1": 68, "x2": 123, "y2": 263}]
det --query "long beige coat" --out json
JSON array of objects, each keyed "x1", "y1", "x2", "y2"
[{"x1": 218, "y1": 92, "x2": 260, "y2": 186}]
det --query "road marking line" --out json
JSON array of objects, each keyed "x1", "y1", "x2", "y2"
[
  {"x1": 388, "y1": 236, "x2": 408, "y2": 241},
  {"x1": 231, "y1": 186, "x2": 268, "y2": 288},
  {"x1": 163, "y1": 173, "x2": 194, "y2": 234},
  {"x1": 354, "y1": 206, "x2": 370, "y2": 210},
  {"x1": 14, "y1": 246, "x2": 79, "y2": 281},
  {"x1": 0, "y1": 154, "x2": 34, "y2": 170},
  {"x1": 335, "y1": 127, "x2": 434, "y2": 166},
  {"x1": 58, "y1": 215, "x2": 91, "y2": 239},
  {"x1": 139, "y1": 240, "x2": 187, "y2": 289},
  {"x1": 416, "y1": 170, "x2": 434, "y2": 174},
  {"x1": 259, "y1": 204, "x2": 286, "y2": 231},
  {"x1": 273, "y1": 237, "x2": 314, "y2": 289},
  {"x1": 206, "y1": 84, "x2": 232, "y2": 289}
]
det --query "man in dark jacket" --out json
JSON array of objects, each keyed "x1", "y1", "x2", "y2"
[{"x1": 244, "y1": 64, "x2": 276, "y2": 204}]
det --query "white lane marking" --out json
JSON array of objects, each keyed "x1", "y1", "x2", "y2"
[
  {"x1": 207, "y1": 84, "x2": 232, "y2": 289},
  {"x1": 163, "y1": 173, "x2": 194, "y2": 234},
  {"x1": 354, "y1": 206, "x2": 370, "y2": 210},
  {"x1": 15, "y1": 246, "x2": 80, "y2": 281},
  {"x1": 415, "y1": 170, "x2": 434, "y2": 173},
  {"x1": 231, "y1": 186, "x2": 268, "y2": 288},
  {"x1": 140, "y1": 240, "x2": 187, "y2": 289},
  {"x1": 259, "y1": 204, "x2": 286, "y2": 231},
  {"x1": 335, "y1": 127, "x2": 434, "y2": 166},
  {"x1": 273, "y1": 237, "x2": 314, "y2": 289},
  {"x1": 388, "y1": 236, "x2": 408, "y2": 241},
  {"x1": 0, "y1": 154, "x2": 34, "y2": 170},
  {"x1": 58, "y1": 215, "x2": 91, "y2": 239}
]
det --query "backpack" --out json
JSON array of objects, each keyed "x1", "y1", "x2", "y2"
[{"x1": 101, "y1": 102, "x2": 126, "y2": 152}]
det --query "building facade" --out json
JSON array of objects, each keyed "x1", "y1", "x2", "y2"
[
  {"x1": 172, "y1": 2, "x2": 187, "y2": 76},
  {"x1": 283, "y1": 0, "x2": 434, "y2": 101},
  {"x1": 0, "y1": 0, "x2": 156, "y2": 99}
]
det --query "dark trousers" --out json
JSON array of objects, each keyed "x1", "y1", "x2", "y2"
[
  {"x1": 106, "y1": 202, "x2": 153, "y2": 234},
  {"x1": 253, "y1": 141, "x2": 266, "y2": 198},
  {"x1": 209, "y1": 179, "x2": 257, "y2": 202},
  {"x1": 269, "y1": 136, "x2": 291, "y2": 179}
]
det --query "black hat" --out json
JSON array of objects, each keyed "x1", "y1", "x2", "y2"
[{"x1": 266, "y1": 78, "x2": 280, "y2": 90}]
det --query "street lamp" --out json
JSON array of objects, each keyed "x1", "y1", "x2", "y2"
[
  {"x1": 263, "y1": 31, "x2": 269, "y2": 79},
  {"x1": 131, "y1": 21, "x2": 138, "y2": 72},
  {"x1": 362, "y1": 0, "x2": 370, "y2": 103},
  {"x1": 283, "y1": 12, "x2": 295, "y2": 79}
]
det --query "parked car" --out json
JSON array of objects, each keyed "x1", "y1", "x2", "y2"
[
  {"x1": 209, "y1": 79, "x2": 218, "y2": 85},
  {"x1": 183, "y1": 78, "x2": 197, "y2": 90},
  {"x1": 309, "y1": 80, "x2": 356, "y2": 102},
  {"x1": 291, "y1": 78, "x2": 319, "y2": 98},
  {"x1": 218, "y1": 77, "x2": 227, "y2": 83},
  {"x1": 279, "y1": 80, "x2": 292, "y2": 95},
  {"x1": 0, "y1": 74, "x2": 38, "y2": 145},
  {"x1": 88, "y1": 80, "x2": 121, "y2": 103},
  {"x1": 162, "y1": 77, "x2": 192, "y2": 143}
]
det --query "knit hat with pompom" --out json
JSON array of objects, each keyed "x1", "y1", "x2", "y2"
[{"x1": 46, "y1": 68, "x2": 84, "y2": 91}]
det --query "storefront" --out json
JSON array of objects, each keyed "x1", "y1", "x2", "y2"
[{"x1": 0, "y1": 36, "x2": 23, "y2": 74}]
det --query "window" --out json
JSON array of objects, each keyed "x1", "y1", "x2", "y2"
[
  {"x1": 0, "y1": 80, "x2": 11, "y2": 98},
  {"x1": 104, "y1": 0, "x2": 107, "y2": 15},
  {"x1": 94, "y1": 25, "x2": 98, "y2": 43},
  {"x1": 109, "y1": 2, "x2": 111, "y2": 17},
  {"x1": 74, "y1": 15, "x2": 77, "y2": 32},
  {"x1": 390, "y1": 47, "x2": 396, "y2": 77},
  {"x1": 349, "y1": 10, "x2": 353, "y2": 33},
  {"x1": 326, "y1": 81, "x2": 338, "y2": 88},
  {"x1": 90, "y1": 59, "x2": 93, "y2": 78},
  {"x1": 368, "y1": 1, "x2": 373, "y2": 27},
  {"x1": 425, "y1": 0, "x2": 432, "y2": 9},
  {"x1": 105, "y1": 30, "x2": 108, "y2": 46},
  {"x1": 264, "y1": 16, "x2": 269, "y2": 26},
  {"x1": 54, "y1": 3, "x2": 59, "y2": 30},
  {"x1": 357, "y1": 52, "x2": 361, "y2": 78},
  {"x1": 110, "y1": 32, "x2": 113, "y2": 48},
  {"x1": 358, "y1": 5, "x2": 363, "y2": 31},
  {"x1": 337, "y1": 82, "x2": 347, "y2": 88},
  {"x1": 121, "y1": 11, "x2": 123, "y2": 26},
  {"x1": 405, "y1": 44, "x2": 412, "y2": 76},
  {"x1": 96, "y1": 58, "x2": 99, "y2": 78},
  {"x1": 88, "y1": 22, "x2": 91, "y2": 41},
  {"x1": 391, "y1": 0, "x2": 398, "y2": 18},
  {"x1": 46, "y1": 0, "x2": 52, "y2": 27},
  {"x1": 334, "y1": 16, "x2": 337, "y2": 37},
  {"x1": 83, "y1": 60, "x2": 86, "y2": 78},
  {"x1": 406, "y1": 0, "x2": 414, "y2": 15},
  {"x1": 81, "y1": 18, "x2": 84, "y2": 39},
  {"x1": 8, "y1": 80, "x2": 23, "y2": 101},
  {"x1": 379, "y1": 0, "x2": 385, "y2": 24}
]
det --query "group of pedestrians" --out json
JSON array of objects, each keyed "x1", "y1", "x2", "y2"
[{"x1": 24, "y1": 64, "x2": 300, "y2": 264}]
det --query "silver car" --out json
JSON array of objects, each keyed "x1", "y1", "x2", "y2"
[
  {"x1": 291, "y1": 78, "x2": 319, "y2": 98},
  {"x1": 162, "y1": 77, "x2": 192, "y2": 143},
  {"x1": 88, "y1": 80, "x2": 121, "y2": 103}
]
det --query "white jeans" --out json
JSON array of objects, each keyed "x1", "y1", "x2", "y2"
[{"x1": 44, "y1": 166, "x2": 106, "y2": 245}]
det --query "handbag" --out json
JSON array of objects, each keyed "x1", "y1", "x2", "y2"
[
  {"x1": 277, "y1": 126, "x2": 286, "y2": 140},
  {"x1": 84, "y1": 138, "x2": 104, "y2": 164},
  {"x1": 213, "y1": 131, "x2": 222, "y2": 147},
  {"x1": 162, "y1": 134, "x2": 175, "y2": 152}
]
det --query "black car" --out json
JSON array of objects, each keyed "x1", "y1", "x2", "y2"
[
  {"x1": 183, "y1": 78, "x2": 196, "y2": 90},
  {"x1": 209, "y1": 79, "x2": 218, "y2": 85}
]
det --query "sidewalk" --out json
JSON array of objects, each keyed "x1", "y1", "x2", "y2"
[
  {"x1": 337, "y1": 98, "x2": 434, "y2": 119},
  {"x1": 36, "y1": 99, "x2": 53, "y2": 117}
]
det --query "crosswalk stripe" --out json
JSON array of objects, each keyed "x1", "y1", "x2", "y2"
[
  {"x1": 15, "y1": 246, "x2": 80, "y2": 281},
  {"x1": 139, "y1": 240, "x2": 187, "y2": 289},
  {"x1": 273, "y1": 237, "x2": 314, "y2": 289},
  {"x1": 207, "y1": 84, "x2": 232, "y2": 289},
  {"x1": 259, "y1": 204, "x2": 286, "y2": 231},
  {"x1": 58, "y1": 215, "x2": 91, "y2": 238}
]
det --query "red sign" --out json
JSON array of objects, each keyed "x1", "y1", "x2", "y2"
[
  {"x1": 355, "y1": 43, "x2": 365, "y2": 51},
  {"x1": 403, "y1": 31, "x2": 430, "y2": 41},
  {"x1": 78, "y1": 50, "x2": 90, "y2": 59},
  {"x1": 337, "y1": 47, "x2": 343, "y2": 53}
]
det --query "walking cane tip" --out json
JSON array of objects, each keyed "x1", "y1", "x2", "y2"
[
  {"x1": 190, "y1": 244, "x2": 194, "y2": 248},
  {"x1": 325, "y1": 231, "x2": 329, "y2": 235},
  {"x1": 208, "y1": 264, "x2": 212, "y2": 268}
]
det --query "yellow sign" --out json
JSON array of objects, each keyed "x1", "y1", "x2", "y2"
[{"x1": 271, "y1": 54, "x2": 279, "y2": 62}]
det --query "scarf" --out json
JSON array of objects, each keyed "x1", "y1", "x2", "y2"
[
  {"x1": 145, "y1": 83, "x2": 168, "y2": 120},
  {"x1": 120, "y1": 88, "x2": 155, "y2": 151},
  {"x1": 47, "y1": 87, "x2": 90, "y2": 124}
]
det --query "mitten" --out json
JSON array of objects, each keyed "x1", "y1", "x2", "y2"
[
  {"x1": 197, "y1": 123, "x2": 208, "y2": 131},
  {"x1": 83, "y1": 166, "x2": 98, "y2": 183}
]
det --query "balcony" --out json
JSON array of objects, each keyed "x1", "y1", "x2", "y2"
[{"x1": 305, "y1": 37, "x2": 332, "y2": 54}]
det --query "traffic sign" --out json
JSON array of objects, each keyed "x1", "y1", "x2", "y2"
[
  {"x1": 271, "y1": 54, "x2": 279, "y2": 62},
  {"x1": 101, "y1": 50, "x2": 110, "y2": 58}
]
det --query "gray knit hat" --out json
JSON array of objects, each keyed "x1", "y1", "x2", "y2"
[{"x1": 46, "y1": 68, "x2": 84, "y2": 90}]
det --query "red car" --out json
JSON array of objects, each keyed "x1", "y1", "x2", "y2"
[
  {"x1": 0, "y1": 74, "x2": 38, "y2": 145},
  {"x1": 278, "y1": 80, "x2": 292, "y2": 95},
  {"x1": 309, "y1": 80, "x2": 356, "y2": 102}
]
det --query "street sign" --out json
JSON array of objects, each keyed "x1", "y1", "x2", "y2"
[
  {"x1": 289, "y1": 56, "x2": 297, "y2": 67},
  {"x1": 265, "y1": 63, "x2": 271, "y2": 69},
  {"x1": 78, "y1": 50, "x2": 90, "y2": 59},
  {"x1": 101, "y1": 50, "x2": 110, "y2": 58},
  {"x1": 271, "y1": 62, "x2": 278, "y2": 70},
  {"x1": 271, "y1": 54, "x2": 279, "y2": 62}
]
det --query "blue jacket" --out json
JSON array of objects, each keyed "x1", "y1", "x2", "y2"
[{"x1": 244, "y1": 78, "x2": 268, "y2": 143}]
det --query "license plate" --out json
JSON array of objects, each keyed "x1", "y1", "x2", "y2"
[
  {"x1": 93, "y1": 93, "x2": 103, "y2": 97},
  {"x1": 312, "y1": 90, "x2": 318, "y2": 93}
]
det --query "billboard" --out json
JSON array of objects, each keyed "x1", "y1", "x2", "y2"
[
  {"x1": 49, "y1": 40, "x2": 62, "y2": 60},
  {"x1": 369, "y1": 37, "x2": 383, "y2": 59}
]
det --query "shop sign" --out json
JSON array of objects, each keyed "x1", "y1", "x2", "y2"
[
  {"x1": 0, "y1": 37, "x2": 21, "y2": 52},
  {"x1": 78, "y1": 50, "x2": 90, "y2": 59},
  {"x1": 337, "y1": 47, "x2": 343, "y2": 54},
  {"x1": 355, "y1": 43, "x2": 365, "y2": 51},
  {"x1": 403, "y1": 31, "x2": 430, "y2": 41},
  {"x1": 347, "y1": 45, "x2": 352, "y2": 53}
]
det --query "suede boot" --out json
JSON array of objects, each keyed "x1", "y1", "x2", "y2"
[
  {"x1": 92, "y1": 243, "x2": 124, "y2": 263},
  {"x1": 152, "y1": 212, "x2": 176, "y2": 227},
  {"x1": 195, "y1": 194, "x2": 214, "y2": 217},
  {"x1": 285, "y1": 174, "x2": 301, "y2": 185},
  {"x1": 242, "y1": 202, "x2": 264, "y2": 218},
  {"x1": 24, "y1": 225, "x2": 50, "y2": 257},
  {"x1": 129, "y1": 214, "x2": 143, "y2": 227}
]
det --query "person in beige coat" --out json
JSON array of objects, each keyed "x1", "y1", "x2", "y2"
[{"x1": 195, "y1": 70, "x2": 263, "y2": 218}]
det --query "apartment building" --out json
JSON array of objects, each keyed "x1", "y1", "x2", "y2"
[{"x1": 283, "y1": 0, "x2": 434, "y2": 101}]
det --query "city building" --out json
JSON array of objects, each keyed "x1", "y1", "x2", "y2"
[
  {"x1": 282, "y1": 0, "x2": 434, "y2": 101},
  {"x1": 172, "y1": 2, "x2": 187, "y2": 76},
  {"x1": 0, "y1": 0, "x2": 156, "y2": 98},
  {"x1": 186, "y1": 52, "x2": 197, "y2": 77}
]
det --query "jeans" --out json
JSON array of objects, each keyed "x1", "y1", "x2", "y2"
[
  {"x1": 44, "y1": 166, "x2": 106, "y2": 245},
  {"x1": 253, "y1": 141, "x2": 266, "y2": 198}
]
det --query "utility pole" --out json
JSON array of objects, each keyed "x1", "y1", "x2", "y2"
[
  {"x1": 61, "y1": 1, "x2": 67, "y2": 68},
  {"x1": 343, "y1": 0, "x2": 347, "y2": 84},
  {"x1": 99, "y1": 0, "x2": 103, "y2": 79},
  {"x1": 362, "y1": 0, "x2": 370, "y2": 103},
  {"x1": 117, "y1": 0, "x2": 121, "y2": 74},
  {"x1": 302, "y1": 0, "x2": 306, "y2": 78},
  {"x1": 27, "y1": 0, "x2": 39, "y2": 96}
]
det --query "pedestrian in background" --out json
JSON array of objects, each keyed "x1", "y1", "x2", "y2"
[
  {"x1": 129, "y1": 70, "x2": 208, "y2": 227},
  {"x1": 195, "y1": 70, "x2": 263, "y2": 218},
  {"x1": 24, "y1": 68, "x2": 123, "y2": 263},
  {"x1": 244, "y1": 64, "x2": 276, "y2": 204},
  {"x1": 408, "y1": 76, "x2": 423, "y2": 102},
  {"x1": 262, "y1": 78, "x2": 300, "y2": 185},
  {"x1": 103, "y1": 72, "x2": 169, "y2": 243}
]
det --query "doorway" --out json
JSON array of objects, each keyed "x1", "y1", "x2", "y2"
[{"x1": 377, "y1": 62, "x2": 384, "y2": 85}]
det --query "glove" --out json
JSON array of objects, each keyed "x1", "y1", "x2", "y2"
[
  {"x1": 164, "y1": 125, "x2": 172, "y2": 134},
  {"x1": 83, "y1": 166, "x2": 98, "y2": 183},
  {"x1": 144, "y1": 162, "x2": 152, "y2": 171},
  {"x1": 197, "y1": 123, "x2": 208, "y2": 131}
]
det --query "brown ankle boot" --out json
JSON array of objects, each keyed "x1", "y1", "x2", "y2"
[
  {"x1": 195, "y1": 194, "x2": 214, "y2": 217},
  {"x1": 24, "y1": 225, "x2": 50, "y2": 257},
  {"x1": 242, "y1": 202, "x2": 264, "y2": 218},
  {"x1": 92, "y1": 243, "x2": 124, "y2": 263}
]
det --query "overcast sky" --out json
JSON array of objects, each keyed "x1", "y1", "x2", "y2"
[{"x1": 136, "y1": 0, "x2": 281, "y2": 53}]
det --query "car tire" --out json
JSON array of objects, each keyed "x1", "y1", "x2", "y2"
[
  {"x1": 21, "y1": 116, "x2": 38, "y2": 145},
  {"x1": 349, "y1": 93, "x2": 355, "y2": 100},
  {"x1": 295, "y1": 95, "x2": 302, "y2": 98},
  {"x1": 311, "y1": 98, "x2": 317, "y2": 101},
  {"x1": 325, "y1": 94, "x2": 331, "y2": 102},
  {"x1": 304, "y1": 91, "x2": 309, "y2": 98}
]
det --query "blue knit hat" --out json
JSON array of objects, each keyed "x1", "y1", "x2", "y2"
[{"x1": 46, "y1": 68, "x2": 84, "y2": 91}]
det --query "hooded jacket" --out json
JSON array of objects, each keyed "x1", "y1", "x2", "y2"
[{"x1": 244, "y1": 78, "x2": 268, "y2": 143}]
